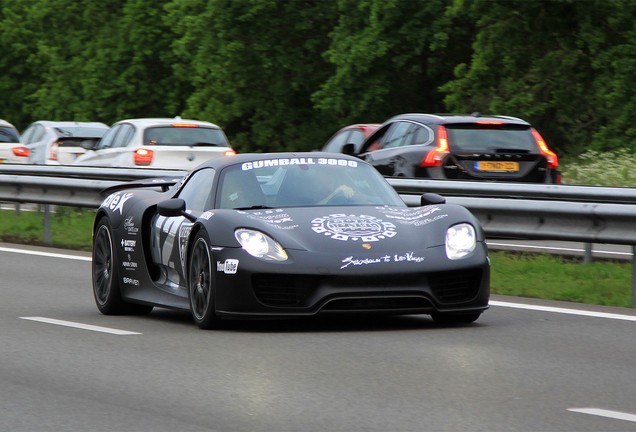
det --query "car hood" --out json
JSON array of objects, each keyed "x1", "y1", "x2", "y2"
[{"x1": 204, "y1": 204, "x2": 483, "y2": 253}]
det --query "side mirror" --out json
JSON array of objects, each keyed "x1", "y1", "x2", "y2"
[
  {"x1": 341, "y1": 143, "x2": 356, "y2": 156},
  {"x1": 421, "y1": 193, "x2": 446, "y2": 206},
  {"x1": 157, "y1": 199, "x2": 196, "y2": 221}
]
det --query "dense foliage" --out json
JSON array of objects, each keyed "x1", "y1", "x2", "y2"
[{"x1": 2, "y1": 0, "x2": 636, "y2": 156}]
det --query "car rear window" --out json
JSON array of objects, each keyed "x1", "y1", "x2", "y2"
[
  {"x1": 446, "y1": 124, "x2": 537, "y2": 152},
  {"x1": 54, "y1": 126, "x2": 107, "y2": 138},
  {"x1": 0, "y1": 126, "x2": 19, "y2": 143},
  {"x1": 144, "y1": 126, "x2": 229, "y2": 147}
]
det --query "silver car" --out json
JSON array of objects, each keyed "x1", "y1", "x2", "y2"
[
  {"x1": 73, "y1": 117, "x2": 235, "y2": 170},
  {"x1": 15, "y1": 121, "x2": 109, "y2": 165}
]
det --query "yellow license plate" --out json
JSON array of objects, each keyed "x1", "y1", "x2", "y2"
[{"x1": 477, "y1": 161, "x2": 519, "y2": 172}]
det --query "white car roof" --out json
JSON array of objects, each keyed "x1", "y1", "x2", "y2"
[
  {"x1": 114, "y1": 118, "x2": 221, "y2": 129},
  {"x1": 34, "y1": 121, "x2": 109, "y2": 129},
  {"x1": 0, "y1": 119, "x2": 16, "y2": 128}
]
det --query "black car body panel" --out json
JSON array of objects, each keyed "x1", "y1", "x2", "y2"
[{"x1": 93, "y1": 152, "x2": 490, "y2": 325}]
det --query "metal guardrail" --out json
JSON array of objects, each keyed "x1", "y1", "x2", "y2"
[{"x1": 1, "y1": 165, "x2": 635, "y2": 306}]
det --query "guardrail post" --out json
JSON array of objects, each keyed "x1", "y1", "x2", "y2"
[
  {"x1": 15, "y1": 203, "x2": 20, "y2": 215},
  {"x1": 43, "y1": 205, "x2": 52, "y2": 246},
  {"x1": 583, "y1": 243, "x2": 593, "y2": 265},
  {"x1": 633, "y1": 246, "x2": 636, "y2": 308}
]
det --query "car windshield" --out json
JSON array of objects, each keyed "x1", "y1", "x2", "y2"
[
  {"x1": 144, "y1": 126, "x2": 229, "y2": 147},
  {"x1": 217, "y1": 157, "x2": 406, "y2": 209},
  {"x1": 446, "y1": 124, "x2": 537, "y2": 152},
  {"x1": 54, "y1": 126, "x2": 107, "y2": 138},
  {"x1": 0, "y1": 126, "x2": 19, "y2": 143}
]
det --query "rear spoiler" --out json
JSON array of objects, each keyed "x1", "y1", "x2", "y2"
[{"x1": 101, "y1": 176, "x2": 184, "y2": 195}]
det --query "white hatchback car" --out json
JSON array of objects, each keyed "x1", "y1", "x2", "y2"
[
  {"x1": 11, "y1": 121, "x2": 110, "y2": 165},
  {"x1": 74, "y1": 118, "x2": 235, "y2": 170}
]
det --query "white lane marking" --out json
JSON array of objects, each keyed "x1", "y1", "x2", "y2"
[
  {"x1": 490, "y1": 301, "x2": 636, "y2": 322},
  {"x1": 568, "y1": 408, "x2": 636, "y2": 423},
  {"x1": 487, "y1": 242, "x2": 633, "y2": 257},
  {"x1": 20, "y1": 317, "x2": 141, "y2": 335},
  {"x1": 0, "y1": 246, "x2": 91, "y2": 261}
]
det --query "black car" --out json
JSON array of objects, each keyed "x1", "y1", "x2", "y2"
[
  {"x1": 355, "y1": 113, "x2": 560, "y2": 183},
  {"x1": 92, "y1": 152, "x2": 490, "y2": 329}
]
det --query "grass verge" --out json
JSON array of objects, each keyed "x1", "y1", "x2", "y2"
[
  {"x1": 0, "y1": 206, "x2": 95, "y2": 251},
  {"x1": 0, "y1": 206, "x2": 634, "y2": 308},
  {"x1": 490, "y1": 252, "x2": 633, "y2": 308}
]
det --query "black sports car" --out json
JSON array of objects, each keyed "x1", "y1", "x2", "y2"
[{"x1": 92, "y1": 152, "x2": 490, "y2": 329}]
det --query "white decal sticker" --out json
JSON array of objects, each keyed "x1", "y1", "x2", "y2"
[
  {"x1": 102, "y1": 192, "x2": 134, "y2": 215},
  {"x1": 312, "y1": 214, "x2": 397, "y2": 242},
  {"x1": 377, "y1": 206, "x2": 449, "y2": 226},
  {"x1": 247, "y1": 209, "x2": 297, "y2": 229},
  {"x1": 121, "y1": 239, "x2": 136, "y2": 252},
  {"x1": 178, "y1": 223, "x2": 193, "y2": 270},
  {"x1": 123, "y1": 216, "x2": 139, "y2": 235},
  {"x1": 200, "y1": 211, "x2": 214, "y2": 220},
  {"x1": 340, "y1": 252, "x2": 425, "y2": 269},
  {"x1": 122, "y1": 261, "x2": 138, "y2": 270},
  {"x1": 241, "y1": 158, "x2": 357, "y2": 171},
  {"x1": 123, "y1": 277, "x2": 139, "y2": 286},
  {"x1": 217, "y1": 259, "x2": 239, "y2": 274}
]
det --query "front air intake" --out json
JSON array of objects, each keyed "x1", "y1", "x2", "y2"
[{"x1": 428, "y1": 268, "x2": 482, "y2": 303}]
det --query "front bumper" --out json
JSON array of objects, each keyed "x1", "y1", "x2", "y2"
[{"x1": 212, "y1": 243, "x2": 490, "y2": 318}]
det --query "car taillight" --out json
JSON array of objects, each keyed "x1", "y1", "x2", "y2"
[
  {"x1": 134, "y1": 148, "x2": 154, "y2": 166},
  {"x1": 49, "y1": 142, "x2": 59, "y2": 161},
  {"x1": 531, "y1": 128, "x2": 558, "y2": 169},
  {"x1": 224, "y1": 150, "x2": 236, "y2": 156},
  {"x1": 12, "y1": 147, "x2": 30, "y2": 157},
  {"x1": 421, "y1": 125, "x2": 449, "y2": 167},
  {"x1": 172, "y1": 124, "x2": 198, "y2": 128}
]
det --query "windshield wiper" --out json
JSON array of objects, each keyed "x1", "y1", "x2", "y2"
[{"x1": 234, "y1": 205, "x2": 273, "y2": 210}]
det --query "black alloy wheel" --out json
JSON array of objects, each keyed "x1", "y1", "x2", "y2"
[
  {"x1": 92, "y1": 218, "x2": 152, "y2": 315},
  {"x1": 188, "y1": 231, "x2": 222, "y2": 329}
]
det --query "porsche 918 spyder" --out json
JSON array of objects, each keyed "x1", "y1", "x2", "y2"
[{"x1": 92, "y1": 152, "x2": 490, "y2": 329}]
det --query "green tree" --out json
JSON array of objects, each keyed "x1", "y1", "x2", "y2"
[
  {"x1": 30, "y1": 0, "x2": 189, "y2": 125},
  {"x1": 441, "y1": 0, "x2": 636, "y2": 155},
  {"x1": 166, "y1": 0, "x2": 339, "y2": 152},
  {"x1": 313, "y1": 0, "x2": 475, "y2": 127},
  {"x1": 0, "y1": 0, "x2": 47, "y2": 130}
]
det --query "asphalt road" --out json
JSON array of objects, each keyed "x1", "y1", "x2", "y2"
[{"x1": 1, "y1": 243, "x2": 636, "y2": 432}]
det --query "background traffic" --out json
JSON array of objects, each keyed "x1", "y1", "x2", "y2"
[{"x1": 0, "y1": 1, "x2": 633, "y2": 163}]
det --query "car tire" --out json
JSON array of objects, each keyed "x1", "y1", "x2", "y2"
[
  {"x1": 92, "y1": 217, "x2": 153, "y2": 315},
  {"x1": 188, "y1": 231, "x2": 223, "y2": 329},
  {"x1": 431, "y1": 312, "x2": 481, "y2": 325}
]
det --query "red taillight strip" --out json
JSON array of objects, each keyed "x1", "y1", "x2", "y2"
[
  {"x1": 12, "y1": 147, "x2": 30, "y2": 157},
  {"x1": 531, "y1": 128, "x2": 558, "y2": 169},
  {"x1": 224, "y1": 150, "x2": 236, "y2": 156},
  {"x1": 421, "y1": 125, "x2": 449, "y2": 167},
  {"x1": 134, "y1": 148, "x2": 154, "y2": 166},
  {"x1": 171, "y1": 124, "x2": 198, "y2": 127}
]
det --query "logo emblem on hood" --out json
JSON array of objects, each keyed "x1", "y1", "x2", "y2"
[{"x1": 311, "y1": 214, "x2": 397, "y2": 242}]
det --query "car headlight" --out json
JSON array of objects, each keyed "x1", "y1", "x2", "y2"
[
  {"x1": 235, "y1": 229, "x2": 288, "y2": 261},
  {"x1": 446, "y1": 223, "x2": 476, "y2": 260}
]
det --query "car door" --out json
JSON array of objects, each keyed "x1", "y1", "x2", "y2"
[
  {"x1": 23, "y1": 124, "x2": 48, "y2": 164},
  {"x1": 361, "y1": 121, "x2": 416, "y2": 176},
  {"x1": 151, "y1": 168, "x2": 216, "y2": 293}
]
